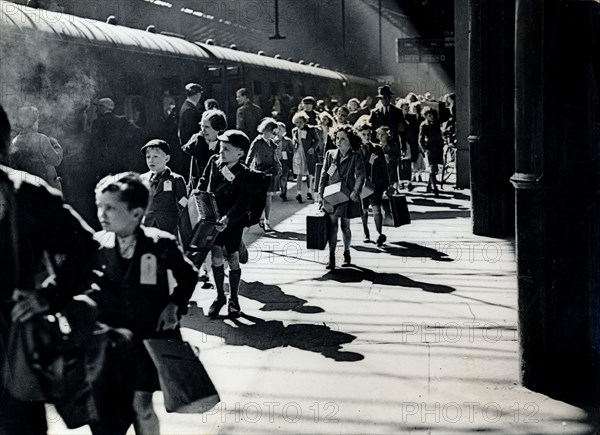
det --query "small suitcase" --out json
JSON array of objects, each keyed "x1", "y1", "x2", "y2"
[
  {"x1": 306, "y1": 213, "x2": 328, "y2": 250},
  {"x1": 382, "y1": 194, "x2": 411, "y2": 227},
  {"x1": 399, "y1": 159, "x2": 412, "y2": 181}
]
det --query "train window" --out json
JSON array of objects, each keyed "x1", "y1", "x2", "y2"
[
  {"x1": 225, "y1": 66, "x2": 240, "y2": 77},
  {"x1": 320, "y1": 84, "x2": 328, "y2": 98},
  {"x1": 161, "y1": 76, "x2": 181, "y2": 96},
  {"x1": 126, "y1": 73, "x2": 144, "y2": 96},
  {"x1": 124, "y1": 96, "x2": 146, "y2": 128},
  {"x1": 284, "y1": 81, "x2": 294, "y2": 96},
  {"x1": 253, "y1": 81, "x2": 263, "y2": 97},
  {"x1": 207, "y1": 66, "x2": 222, "y2": 79},
  {"x1": 269, "y1": 82, "x2": 280, "y2": 97},
  {"x1": 22, "y1": 63, "x2": 46, "y2": 95}
]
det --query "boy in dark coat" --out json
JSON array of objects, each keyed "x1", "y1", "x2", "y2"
[
  {"x1": 91, "y1": 172, "x2": 197, "y2": 435},
  {"x1": 198, "y1": 130, "x2": 252, "y2": 318},
  {"x1": 139, "y1": 139, "x2": 187, "y2": 235}
]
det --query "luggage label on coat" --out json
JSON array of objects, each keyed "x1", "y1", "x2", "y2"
[
  {"x1": 300, "y1": 130, "x2": 307, "y2": 140},
  {"x1": 163, "y1": 180, "x2": 173, "y2": 192},
  {"x1": 140, "y1": 253, "x2": 158, "y2": 285},
  {"x1": 281, "y1": 151, "x2": 288, "y2": 160},
  {"x1": 327, "y1": 164, "x2": 337, "y2": 177},
  {"x1": 221, "y1": 166, "x2": 235, "y2": 182},
  {"x1": 369, "y1": 154, "x2": 378, "y2": 165}
]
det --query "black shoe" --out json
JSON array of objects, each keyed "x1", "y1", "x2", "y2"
[
  {"x1": 325, "y1": 253, "x2": 336, "y2": 270},
  {"x1": 258, "y1": 219, "x2": 265, "y2": 230},
  {"x1": 280, "y1": 193, "x2": 287, "y2": 201},
  {"x1": 208, "y1": 295, "x2": 226, "y2": 318},
  {"x1": 342, "y1": 250, "x2": 351, "y2": 266},
  {"x1": 296, "y1": 194, "x2": 303, "y2": 203},
  {"x1": 307, "y1": 192, "x2": 313, "y2": 200},
  {"x1": 228, "y1": 299, "x2": 241, "y2": 318},
  {"x1": 201, "y1": 281, "x2": 214, "y2": 289},
  {"x1": 407, "y1": 183, "x2": 415, "y2": 192},
  {"x1": 363, "y1": 232, "x2": 371, "y2": 243},
  {"x1": 376, "y1": 234, "x2": 387, "y2": 247}
]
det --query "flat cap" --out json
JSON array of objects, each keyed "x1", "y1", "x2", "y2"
[
  {"x1": 217, "y1": 130, "x2": 250, "y2": 153},
  {"x1": 141, "y1": 139, "x2": 171, "y2": 155}
]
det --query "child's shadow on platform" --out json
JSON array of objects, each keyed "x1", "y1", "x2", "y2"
[
  {"x1": 182, "y1": 304, "x2": 364, "y2": 362},
  {"x1": 240, "y1": 281, "x2": 324, "y2": 314},
  {"x1": 317, "y1": 265, "x2": 456, "y2": 293}
]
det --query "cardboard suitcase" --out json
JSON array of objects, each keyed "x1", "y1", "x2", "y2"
[
  {"x1": 306, "y1": 213, "x2": 328, "y2": 250},
  {"x1": 382, "y1": 194, "x2": 411, "y2": 227},
  {"x1": 323, "y1": 182, "x2": 350, "y2": 206}
]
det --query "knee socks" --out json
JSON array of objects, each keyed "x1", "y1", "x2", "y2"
[{"x1": 229, "y1": 268, "x2": 242, "y2": 302}]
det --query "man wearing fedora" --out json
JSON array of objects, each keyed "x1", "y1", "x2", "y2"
[
  {"x1": 368, "y1": 86, "x2": 406, "y2": 147},
  {"x1": 369, "y1": 85, "x2": 410, "y2": 187}
]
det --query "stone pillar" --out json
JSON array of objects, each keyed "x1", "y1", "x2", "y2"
[
  {"x1": 468, "y1": 0, "x2": 515, "y2": 236},
  {"x1": 453, "y1": 0, "x2": 470, "y2": 189},
  {"x1": 513, "y1": 0, "x2": 600, "y2": 405}
]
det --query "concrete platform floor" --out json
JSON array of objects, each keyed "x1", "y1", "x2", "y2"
[{"x1": 48, "y1": 186, "x2": 598, "y2": 434}]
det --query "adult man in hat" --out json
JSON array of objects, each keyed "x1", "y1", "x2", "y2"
[
  {"x1": 178, "y1": 83, "x2": 203, "y2": 148},
  {"x1": 235, "y1": 88, "x2": 263, "y2": 141},
  {"x1": 369, "y1": 85, "x2": 411, "y2": 190},
  {"x1": 368, "y1": 85, "x2": 408, "y2": 155}
]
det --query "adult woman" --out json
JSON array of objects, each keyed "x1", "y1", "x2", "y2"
[
  {"x1": 246, "y1": 117, "x2": 281, "y2": 231},
  {"x1": 355, "y1": 122, "x2": 390, "y2": 246},
  {"x1": 182, "y1": 109, "x2": 227, "y2": 182},
  {"x1": 292, "y1": 111, "x2": 321, "y2": 203},
  {"x1": 198, "y1": 130, "x2": 252, "y2": 318},
  {"x1": 10, "y1": 106, "x2": 63, "y2": 190},
  {"x1": 319, "y1": 125, "x2": 365, "y2": 269},
  {"x1": 419, "y1": 106, "x2": 444, "y2": 195}
]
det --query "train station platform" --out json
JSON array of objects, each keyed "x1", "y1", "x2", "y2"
[{"x1": 48, "y1": 186, "x2": 598, "y2": 435}]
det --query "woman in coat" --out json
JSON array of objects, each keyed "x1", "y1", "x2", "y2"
[
  {"x1": 292, "y1": 111, "x2": 321, "y2": 203},
  {"x1": 246, "y1": 117, "x2": 281, "y2": 231},
  {"x1": 181, "y1": 109, "x2": 227, "y2": 184},
  {"x1": 319, "y1": 125, "x2": 365, "y2": 269}
]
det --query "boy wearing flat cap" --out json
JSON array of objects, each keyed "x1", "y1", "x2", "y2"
[
  {"x1": 197, "y1": 129, "x2": 252, "y2": 318},
  {"x1": 140, "y1": 139, "x2": 188, "y2": 235}
]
